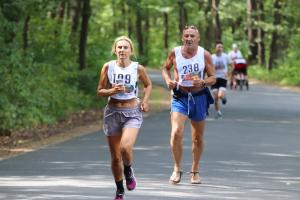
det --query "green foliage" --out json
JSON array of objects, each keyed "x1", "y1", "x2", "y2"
[
  {"x1": 250, "y1": 29, "x2": 300, "y2": 86},
  {"x1": 1, "y1": 0, "x2": 300, "y2": 132},
  {"x1": 249, "y1": 64, "x2": 300, "y2": 86},
  {"x1": 0, "y1": 46, "x2": 96, "y2": 131}
]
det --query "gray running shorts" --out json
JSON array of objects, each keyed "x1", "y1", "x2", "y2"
[{"x1": 103, "y1": 105, "x2": 143, "y2": 136}]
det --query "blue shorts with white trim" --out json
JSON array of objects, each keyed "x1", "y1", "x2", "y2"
[{"x1": 171, "y1": 88, "x2": 214, "y2": 121}]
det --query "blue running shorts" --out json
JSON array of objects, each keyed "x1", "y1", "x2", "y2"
[{"x1": 171, "y1": 88, "x2": 213, "y2": 121}]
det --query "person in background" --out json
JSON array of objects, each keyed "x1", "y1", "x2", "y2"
[
  {"x1": 228, "y1": 43, "x2": 246, "y2": 89},
  {"x1": 211, "y1": 41, "x2": 230, "y2": 119},
  {"x1": 97, "y1": 36, "x2": 152, "y2": 200},
  {"x1": 162, "y1": 25, "x2": 215, "y2": 185}
]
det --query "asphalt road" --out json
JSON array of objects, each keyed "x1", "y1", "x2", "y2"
[{"x1": 1, "y1": 74, "x2": 300, "y2": 200}]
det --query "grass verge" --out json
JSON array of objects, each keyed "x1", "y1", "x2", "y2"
[{"x1": 0, "y1": 84, "x2": 170, "y2": 160}]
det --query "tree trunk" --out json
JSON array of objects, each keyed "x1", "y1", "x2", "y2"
[
  {"x1": 204, "y1": 0, "x2": 213, "y2": 49},
  {"x1": 71, "y1": 0, "x2": 82, "y2": 35},
  {"x1": 112, "y1": 0, "x2": 117, "y2": 36},
  {"x1": 136, "y1": 8, "x2": 144, "y2": 57},
  {"x1": 268, "y1": 0, "x2": 282, "y2": 70},
  {"x1": 125, "y1": 2, "x2": 133, "y2": 38},
  {"x1": 211, "y1": 0, "x2": 222, "y2": 41},
  {"x1": 163, "y1": 12, "x2": 169, "y2": 50},
  {"x1": 70, "y1": 0, "x2": 81, "y2": 48},
  {"x1": 257, "y1": 0, "x2": 265, "y2": 66},
  {"x1": 144, "y1": 5, "x2": 150, "y2": 64},
  {"x1": 23, "y1": 15, "x2": 30, "y2": 50},
  {"x1": 66, "y1": 0, "x2": 71, "y2": 19},
  {"x1": 58, "y1": 1, "x2": 66, "y2": 24},
  {"x1": 247, "y1": 0, "x2": 258, "y2": 63},
  {"x1": 196, "y1": 0, "x2": 203, "y2": 31},
  {"x1": 178, "y1": 0, "x2": 187, "y2": 33},
  {"x1": 121, "y1": 0, "x2": 126, "y2": 32},
  {"x1": 79, "y1": 0, "x2": 91, "y2": 70}
]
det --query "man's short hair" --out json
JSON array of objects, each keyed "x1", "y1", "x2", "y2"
[{"x1": 215, "y1": 41, "x2": 223, "y2": 46}]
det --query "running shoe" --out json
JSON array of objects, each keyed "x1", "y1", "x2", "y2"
[
  {"x1": 125, "y1": 167, "x2": 137, "y2": 191},
  {"x1": 216, "y1": 112, "x2": 223, "y2": 119},
  {"x1": 114, "y1": 190, "x2": 124, "y2": 200}
]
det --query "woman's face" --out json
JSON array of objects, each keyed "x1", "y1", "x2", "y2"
[{"x1": 115, "y1": 40, "x2": 132, "y2": 59}]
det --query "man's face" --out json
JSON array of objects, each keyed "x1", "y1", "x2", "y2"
[
  {"x1": 182, "y1": 28, "x2": 200, "y2": 47},
  {"x1": 215, "y1": 43, "x2": 223, "y2": 54}
]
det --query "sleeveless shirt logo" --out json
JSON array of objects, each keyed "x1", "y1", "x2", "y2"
[
  {"x1": 108, "y1": 61, "x2": 138, "y2": 99},
  {"x1": 174, "y1": 46, "x2": 205, "y2": 87}
]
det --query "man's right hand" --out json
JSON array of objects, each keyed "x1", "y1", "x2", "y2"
[{"x1": 166, "y1": 80, "x2": 177, "y2": 90}]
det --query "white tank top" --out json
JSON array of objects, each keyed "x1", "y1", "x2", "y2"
[
  {"x1": 228, "y1": 50, "x2": 243, "y2": 63},
  {"x1": 212, "y1": 53, "x2": 229, "y2": 79},
  {"x1": 174, "y1": 46, "x2": 205, "y2": 87},
  {"x1": 107, "y1": 60, "x2": 138, "y2": 100}
]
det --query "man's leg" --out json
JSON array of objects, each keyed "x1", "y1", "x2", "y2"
[
  {"x1": 169, "y1": 112, "x2": 187, "y2": 183},
  {"x1": 190, "y1": 120, "x2": 205, "y2": 183},
  {"x1": 213, "y1": 89, "x2": 220, "y2": 112},
  {"x1": 218, "y1": 89, "x2": 226, "y2": 104}
]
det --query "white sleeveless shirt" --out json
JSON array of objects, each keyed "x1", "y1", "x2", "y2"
[
  {"x1": 212, "y1": 53, "x2": 229, "y2": 79},
  {"x1": 107, "y1": 60, "x2": 138, "y2": 100},
  {"x1": 174, "y1": 46, "x2": 205, "y2": 87}
]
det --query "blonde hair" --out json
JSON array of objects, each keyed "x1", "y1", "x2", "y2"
[{"x1": 111, "y1": 36, "x2": 135, "y2": 57}]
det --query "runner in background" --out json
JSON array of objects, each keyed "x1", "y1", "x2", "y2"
[
  {"x1": 228, "y1": 43, "x2": 245, "y2": 89},
  {"x1": 211, "y1": 41, "x2": 230, "y2": 119}
]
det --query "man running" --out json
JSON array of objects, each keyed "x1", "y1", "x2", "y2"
[
  {"x1": 211, "y1": 41, "x2": 230, "y2": 119},
  {"x1": 162, "y1": 25, "x2": 215, "y2": 184}
]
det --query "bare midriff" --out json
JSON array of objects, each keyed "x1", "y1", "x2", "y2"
[
  {"x1": 108, "y1": 97, "x2": 138, "y2": 108},
  {"x1": 178, "y1": 85, "x2": 203, "y2": 93}
]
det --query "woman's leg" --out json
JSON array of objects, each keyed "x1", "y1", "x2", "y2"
[
  {"x1": 107, "y1": 133, "x2": 123, "y2": 181},
  {"x1": 120, "y1": 127, "x2": 140, "y2": 191},
  {"x1": 106, "y1": 133, "x2": 125, "y2": 197},
  {"x1": 120, "y1": 127, "x2": 140, "y2": 166}
]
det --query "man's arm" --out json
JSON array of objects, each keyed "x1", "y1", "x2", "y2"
[
  {"x1": 204, "y1": 50, "x2": 216, "y2": 86},
  {"x1": 162, "y1": 49, "x2": 177, "y2": 90}
]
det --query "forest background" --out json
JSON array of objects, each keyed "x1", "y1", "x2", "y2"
[{"x1": 1, "y1": 0, "x2": 300, "y2": 135}]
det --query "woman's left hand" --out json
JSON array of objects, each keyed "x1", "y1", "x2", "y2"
[{"x1": 140, "y1": 101, "x2": 150, "y2": 112}]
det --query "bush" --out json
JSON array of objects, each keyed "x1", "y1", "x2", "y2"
[{"x1": 0, "y1": 47, "x2": 104, "y2": 132}]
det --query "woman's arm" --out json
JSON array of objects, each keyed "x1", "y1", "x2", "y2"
[
  {"x1": 138, "y1": 65, "x2": 152, "y2": 112},
  {"x1": 97, "y1": 63, "x2": 124, "y2": 97}
]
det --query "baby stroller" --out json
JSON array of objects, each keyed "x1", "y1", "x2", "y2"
[{"x1": 232, "y1": 58, "x2": 249, "y2": 91}]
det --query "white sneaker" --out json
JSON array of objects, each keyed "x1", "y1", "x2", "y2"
[{"x1": 216, "y1": 112, "x2": 222, "y2": 119}]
